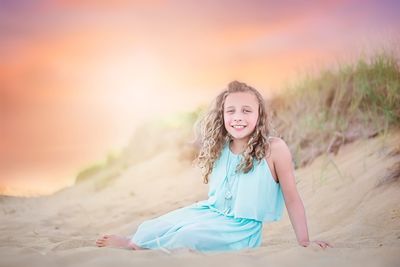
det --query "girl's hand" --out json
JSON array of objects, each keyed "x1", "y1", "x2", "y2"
[{"x1": 299, "y1": 240, "x2": 333, "y2": 249}]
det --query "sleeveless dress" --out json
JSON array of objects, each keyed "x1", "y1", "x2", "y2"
[{"x1": 129, "y1": 141, "x2": 285, "y2": 253}]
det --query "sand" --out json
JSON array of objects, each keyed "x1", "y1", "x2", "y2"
[{"x1": 1, "y1": 129, "x2": 399, "y2": 267}]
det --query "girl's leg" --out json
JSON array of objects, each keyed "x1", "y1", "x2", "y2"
[{"x1": 97, "y1": 205, "x2": 204, "y2": 250}]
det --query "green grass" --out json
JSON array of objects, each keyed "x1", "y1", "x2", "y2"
[
  {"x1": 75, "y1": 150, "x2": 122, "y2": 183},
  {"x1": 270, "y1": 50, "x2": 400, "y2": 168}
]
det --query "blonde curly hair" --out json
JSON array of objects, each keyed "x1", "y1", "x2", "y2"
[{"x1": 193, "y1": 80, "x2": 274, "y2": 184}]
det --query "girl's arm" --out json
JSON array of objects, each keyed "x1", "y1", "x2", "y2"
[
  {"x1": 269, "y1": 137, "x2": 332, "y2": 249},
  {"x1": 270, "y1": 138, "x2": 309, "y2": 245}
]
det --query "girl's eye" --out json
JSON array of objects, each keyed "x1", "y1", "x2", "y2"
[
  {"x1": 243, "y1": 110, "x2": 251, "y2": 113},
  {"x1": 226, "y1": 110, "x2": 234, "y2": 113}
]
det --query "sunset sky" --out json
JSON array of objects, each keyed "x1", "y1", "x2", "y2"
[{"x1": 1, "y1": 0, "x2": 399, "y2": 196}]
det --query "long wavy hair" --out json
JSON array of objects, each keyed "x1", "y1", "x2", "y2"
[{"x1": 193, "y1": 80, "x2": 275, "y2": 184}]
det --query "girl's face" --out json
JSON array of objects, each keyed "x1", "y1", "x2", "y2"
[{"x1": 223, "y1": 92, "x2": 259, "y2": 142}]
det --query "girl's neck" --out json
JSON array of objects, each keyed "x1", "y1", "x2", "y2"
[{"x1": 229, "y1": 138, "x2": 249, "y2": 154}]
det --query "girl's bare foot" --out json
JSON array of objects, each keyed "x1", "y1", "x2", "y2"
[{"x1": 95, "y1": 234, "x2": 142, "y2": 250}]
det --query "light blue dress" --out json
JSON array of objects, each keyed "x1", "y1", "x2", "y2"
[{"x1": 130, "y1": 141, "x2": 285, "y2": 253}]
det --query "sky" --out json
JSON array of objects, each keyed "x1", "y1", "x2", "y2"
[{"x1": 0, "y1": 0, "x2": 399, "y2": 196}]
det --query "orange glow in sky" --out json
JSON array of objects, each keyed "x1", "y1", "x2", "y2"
[{"x1": 1, "y1": 0, "x2": 399, "y2": 196}]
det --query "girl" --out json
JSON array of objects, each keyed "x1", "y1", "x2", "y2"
[{"x1": 96, "y1": 81, "x2": 332, "y2": 252}]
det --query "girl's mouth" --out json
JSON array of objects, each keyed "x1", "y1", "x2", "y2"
[{"x1": 232, "y1": 125, "x2": 246, "y2": 130}]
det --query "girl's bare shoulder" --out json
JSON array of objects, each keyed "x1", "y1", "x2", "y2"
[
  {"x1": 267, "y1": 136, "x2": 284, "y2": 144},
  {"x1": 266, "y1": 136, "x2": 290, "y2": 157}
]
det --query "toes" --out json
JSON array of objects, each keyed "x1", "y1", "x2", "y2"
[
  {"x1": 97, "y1": 235, "x2": 112, "y2": 241},
  {"x1": 96, "y1": 240, "x2": 105, "y2": 245},
  {"x1": 96, "y1": 235, "x2": 113, "y2": 247}
]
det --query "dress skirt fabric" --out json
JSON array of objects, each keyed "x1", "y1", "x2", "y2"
[{"x1": 130, "y1": 201, "x2": 263, "y2": 253}]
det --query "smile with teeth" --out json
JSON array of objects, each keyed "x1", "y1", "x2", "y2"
[{"x1": 232, "y1": 125, "x2": 246, "y2": 129}]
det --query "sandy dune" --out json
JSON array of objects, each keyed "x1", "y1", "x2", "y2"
[{"x1": 0, "y1": 129, "x2": 399, "y2": 267}]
